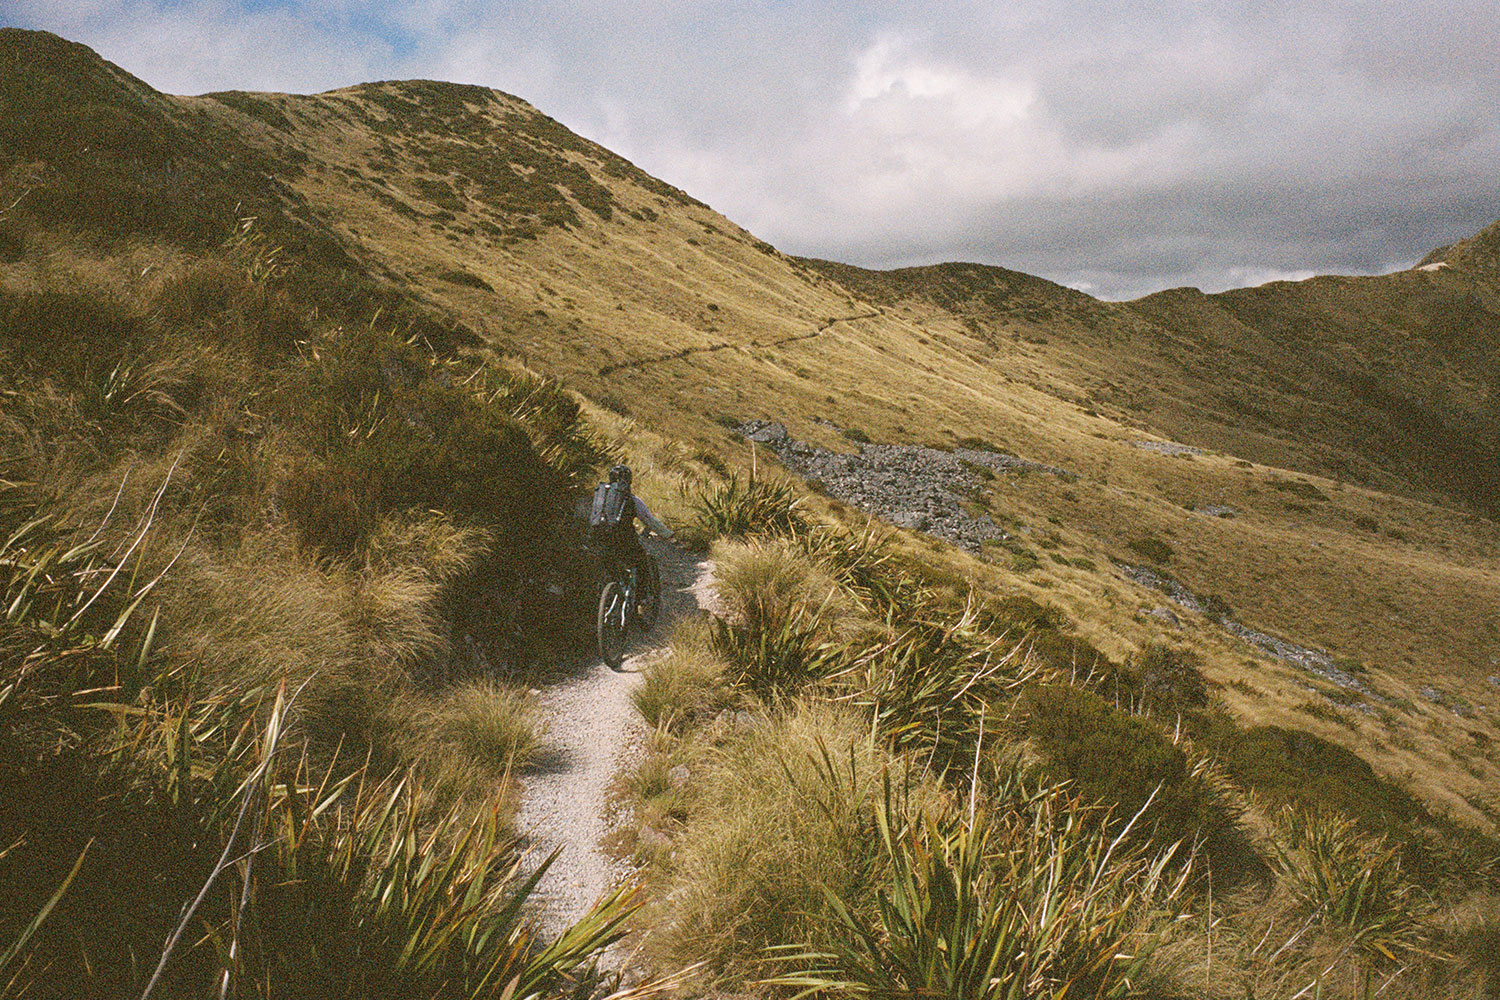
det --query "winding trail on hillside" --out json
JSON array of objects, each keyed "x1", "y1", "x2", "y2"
[
  {"x1": 596, "y1": 311, "x2": 880, "y2": 376},
  {"x1": 515, "y1": 538, "x2": 716, "y2": 941}
]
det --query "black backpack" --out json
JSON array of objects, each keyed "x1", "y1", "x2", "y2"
[{"x1": 588, "y1": 481, "x2": 633, "y2": 542}]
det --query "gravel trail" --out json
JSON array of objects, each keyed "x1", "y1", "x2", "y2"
[{"x1": 516, "y1": 537, "x2": 712, "y2": 939}]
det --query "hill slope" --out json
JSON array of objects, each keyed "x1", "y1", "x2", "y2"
[{"x1": 3, "y1": 28, "x2": 1498, "y2": 833}]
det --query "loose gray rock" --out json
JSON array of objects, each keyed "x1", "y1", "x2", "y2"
[
  {"x1": 735, "y1": 420, "x2": 1076, "y2": 555},
  {"x1": 637, "y1": 826, "x2": 673, "y2": 853},
  {"x1": 741, "y1": 419, "x2": 789, "y2": 444},
  {"x1": 1135, "y1": 440, "x2": 1203, "y2": 457},
  {"x1": 667, "y1": 764, "x2": 691, "y2": 789},
  {"x1": 1122, "y1": 561, "x2": 1371, "y2": 694}
]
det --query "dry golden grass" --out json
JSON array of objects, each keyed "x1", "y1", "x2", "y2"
[
  {"x1": 630, "y1": 703, "x2": 932, "y2": 984},
  {"x1": 630, "y1": 618, "x2": 739, "y2": 734},
  {"x1": 9, "y1": 34, "x2": 1500, "y2": 993},
  {"x1": 139, "y1": 74, "x2": 1497, "y2": 778},
  {"x1": 710, "y1": 536, "x2": 852, "y2": 631}
]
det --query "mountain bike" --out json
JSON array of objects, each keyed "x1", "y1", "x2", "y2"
[{"x1": 596, "y1": 551, "x2": 661, "y2": 669}]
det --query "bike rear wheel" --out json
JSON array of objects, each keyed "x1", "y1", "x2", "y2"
[{"x1": 597, "y1": 581, "x2": 628, "y2": 669}]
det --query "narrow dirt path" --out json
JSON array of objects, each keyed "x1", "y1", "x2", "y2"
[
  {"x1": 595, "y1": 311, "x2": 880, "y2": 376},
  {"x1": 515, "y1": 537, "x2": 713, "y2": 939}
]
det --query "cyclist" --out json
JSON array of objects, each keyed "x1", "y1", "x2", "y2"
[{"x1": 590, "y1": 463, "x2": 673, "y2": 590}]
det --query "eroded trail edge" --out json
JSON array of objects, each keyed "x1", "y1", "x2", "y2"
[{"x1": 515, "y1": 538, "x2": 713, "y2": 939}]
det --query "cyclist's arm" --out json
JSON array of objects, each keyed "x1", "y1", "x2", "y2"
[{"x1": 633, "y1": 496, "x2": 674, "y2": 538}]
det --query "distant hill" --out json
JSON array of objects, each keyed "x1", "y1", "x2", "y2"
[{"x1": 800, "y1": 249, "x2": 1500, "y2": 521}]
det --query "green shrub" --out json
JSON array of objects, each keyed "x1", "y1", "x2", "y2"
[
  {"x1": 955, "y1": 435, "x2": 1004, "y2": 453},
  {"x1": 985, "y1": 595, "x2": 1070, "y2": 632},
  {"x1": 1022, "y1": 629, "x2": 1110, "y2": 679},
  {"x1": 1201, "y1": 592, "x2": 1234, "y2": 618},
  {"x1": 1272, "y1": 478, "x2": 1329, "y2": 501},
  {"x1": 150, "y1": 258, "x2": 310, "y2": 357},
  {"x1": 1193, "y1": 720, "x2": 1424, "y2": 836},
  {"x1": 1127, "y1": 536, "x2": 1174, "y2": 564},
  {"x1": 1022, "y1": 685, "x2": 1238, "y2": 856},
  {"x1": 1130, "y1": 643, "x2": 1209, "y2": 713},
  {"x1": 842, "y1": 426, "x2": 871, "y2": 443}
]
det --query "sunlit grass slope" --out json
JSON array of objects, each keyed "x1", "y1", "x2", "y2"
[{"x1": 4, "y1": 30, "x2": 1500, "y2": 985}]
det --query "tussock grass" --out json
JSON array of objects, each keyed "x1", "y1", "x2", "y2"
[
  {"x1": 690, "y1": 472, "x2": 805, "y2": 541},
  {"x1": 0, "y1": 216, "x2": 622, "y2": 992},
  {"x1": 631, "y1": 618, "x2": 738, "y2": 732},
  {"x1": 711, "y1": 536, "x2": 851, "y2": 634},
  {"x1": 416, "y1": 680, "x2": 544, "y2": 773},
  {"x1": 1269, "y1": 803, "x2": 1432, "y2": 964},
  {"x1": 637, "y1": 704, "x2": 921, "y2": 983}
]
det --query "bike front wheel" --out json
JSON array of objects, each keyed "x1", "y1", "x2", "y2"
[{"x1": 597, "y1": 581, "x2": 628, "y2": 669}]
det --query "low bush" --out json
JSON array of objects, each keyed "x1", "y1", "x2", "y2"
[
  {"x1": 985, "y1": 594, "x2": 1070, "y2": 632},
  {"x1": 1128, "y1": 536, "x2": 1174, "y2": 564},
  {"x1": 150, "y1": 257, "x2": 310, "y2": 357},
  {"x1": 1021, "y1": 685, "x2": 1239, "y2": 858},
  {"x1": 1022, "y1": 628, "x2": 1111, "y2": 679},
  {"x1": 1192, "y1": 719, "x2": 1424, "y2": 836},
  {"x1": 1131, "y1": 642, "x2": 1210, "y2": 713}
]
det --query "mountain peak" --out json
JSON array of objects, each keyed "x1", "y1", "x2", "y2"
[{"x1": 1417, "y1": 217, "x2": 1500, "y2": 269}]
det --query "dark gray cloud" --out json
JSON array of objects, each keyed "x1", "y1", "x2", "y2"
[{"x1": 7, "y1": 0, "x2": 1499, "y2": 298}]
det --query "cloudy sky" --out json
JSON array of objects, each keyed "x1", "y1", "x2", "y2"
[{"x1": 8, "y1": 1, "x2": 1500, "y2": 298}]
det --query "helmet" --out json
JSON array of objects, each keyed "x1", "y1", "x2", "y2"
[{"x1": 608, "y1": 463, "x2": 632, "y2": 485}]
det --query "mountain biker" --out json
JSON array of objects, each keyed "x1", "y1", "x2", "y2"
[{"x1": 590, "y1": 463, "x2": 672, "y2": 590}]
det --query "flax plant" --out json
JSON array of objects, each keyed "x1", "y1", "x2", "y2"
[
  {"x1": 690, "y1": 472, "x2": 806, "y2": 540},
  {"x1": 773, "y1": 774, "x2": 1191, "y2": 1000},
  {"x1": 1270, "y1": 804, "x2": 1433, "y2": 965}
]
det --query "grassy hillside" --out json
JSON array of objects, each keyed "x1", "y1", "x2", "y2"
[{"x1": 3, "y1": 27, "x2": 1500, "y2": 998}]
